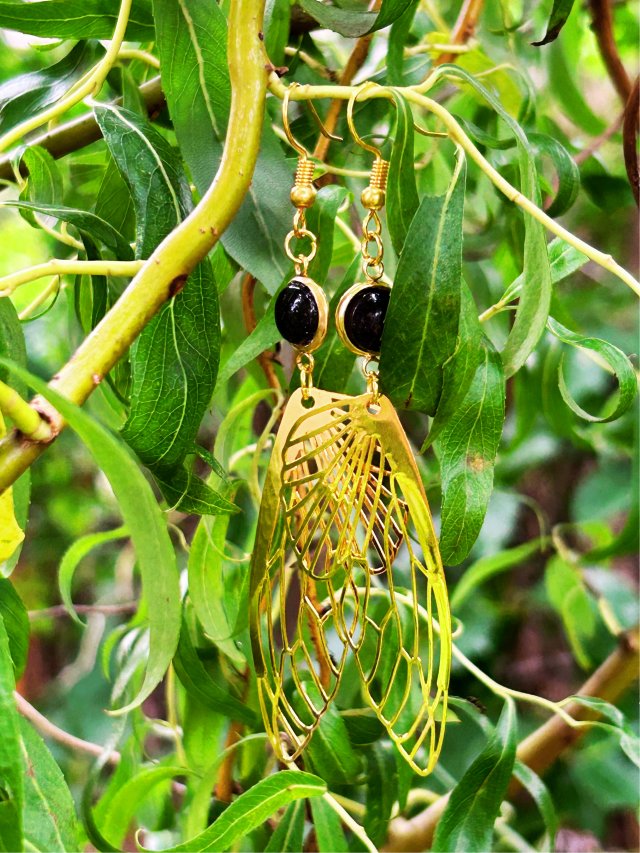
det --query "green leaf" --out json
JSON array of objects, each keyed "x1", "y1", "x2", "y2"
[
  {"x1": 307, "y1": 185, "x2": 348, "y2": 285},
  {"x1": 298, "y1": 0, "x2": 416, "y2": 38},
  {"x1": 100, "y1": 764, "x2": 190, "y2": 847},
  {"x1": 452, "y1": 538, "x2": 549, "y2": 609},
  {"x1": 303, "y1": 686, "x2": 363, "y2": 786},
  {"x1": 18, "y1": 147, "x2": 63, "y2": 228},
  {"x1": 0, "y1": 580, "x2": 28, "y2": 679},
  {"x1": 547, "y1": 317, "x2": 637, "y2": 423},
  {"x1": 265, "y1": 800, "x2": 305, "y2": 853},
  {"x1": 20, "y1": 718, "x2": 80, "y2": 852},
  {"x1": 153, "y1": 0, "x2": 291, "y2": 293},
  {"x1": 432, "y1": 699, "x2": 518, "y2": 852},
  {"x1": 173, "y1": 613, "x2": 256, "y2": 726},
  {"x1": 364, "y1": 745, "x2": 398, "y2": 847},
  {"x1": 545, "y1": 555, "x2": 596, "y2": 669},
  {"x1": 58, "y1": 526, "x2": 129, "y2": 625},
  {"x1": 312, "y1": 256, "x2": 360, "y2": 393},
  {"x1": 156, "y1": 771, "x2": 326, "y2": 852},
  {"x1": 387, "y1": 2, "x2": 419, "y2": 85},
  {"x1": 264, "y1": 0, "x2": 291, "y2": 67},
  {"x1": 443, "y1": 66, "x2": 552, "y2": 377},
  {"x1": 387, "y1": 92, "x2": 419, "y2": 255},
  {"x1": 532, "y1": 0, "x2": 577, "y2": 45},
  {"x1": 380, "y1": 151, "x2": 466, "y2": 413},
  {"x1": 310, "y1": 797, "x2": 349, "y2": 853},
  {"x1": 435, "y1": 336, "x2": 506, "y2": 565},
  {"x1": 528, "y1": 132, "x2": 580, "y2": 217},
  {"x1": 2, "y1": 200, "x2": 134, "y2": 260},
  {"x1": 0, "y1": 41, "x2": 102, "y2": 135},
  {"x1": 513, "y1": 761, "x2": 558, "y2": 849},
  {"x1": 567, "y1": 696, "x2": 640, "y2": 767},
  {"x1": 0, "y1": 0, "x2": 153, "y2": 39},
  {"x1": 499, "y1": 237, "x2": 588, "y2": 307},
  {"x1": 0, "y1": 359, "x2": 181, "y2": 714},
  {"x1": 217, "y1": 299, "x2": 279, "y2": 386},
  {"x1": 188, "y1": 482, "x2": 247, "y2": 666},
  {"x1": 422, "y1": 283, "x2": 483, "y2": 450},
  {"x1": 0, "y1": 614, "x2": 22, "y2": 852},
  {"x1": 94, "y1": 105, "x2": 226, "y2": 513}
]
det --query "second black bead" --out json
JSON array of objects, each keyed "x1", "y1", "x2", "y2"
[{"x1": 340, "y1": 284, "x2": 390, "y2": 356}]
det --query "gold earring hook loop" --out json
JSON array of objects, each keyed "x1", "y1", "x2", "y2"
[
  {"x1": 282, "y1": 83, "x2": 343, "y2": 158},
  {"x1": 346, "y1": 81, "x2": 384, "y2": 160}
]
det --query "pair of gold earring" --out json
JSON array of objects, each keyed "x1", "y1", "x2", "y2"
[
  {"x1": 249, "y1": 84, "x2": 452, "y2": 777},
  {"x1": 276, "y1": 84, "x2": 390, "y2": 399}
]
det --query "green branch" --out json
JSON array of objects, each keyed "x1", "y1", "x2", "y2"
[{"x1": 0, "y1": 0, "x2": 268, "y2": 493}]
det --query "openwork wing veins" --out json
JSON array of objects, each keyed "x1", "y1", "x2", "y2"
[{"x1": 250, "y1": 388, "x2": 451, "y2": 775}]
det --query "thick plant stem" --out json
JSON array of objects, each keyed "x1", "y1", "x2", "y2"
[
  {"x1": 0, "y1": 380, "x2": 53, "y2": 441},
  {"x1": 0, "y1": 0, "x2": 268, "y2": 493},
  {"x1": 383, "y1": 628, "x2": 639, "y2": 852}
]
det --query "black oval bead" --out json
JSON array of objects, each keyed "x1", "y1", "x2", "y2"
[
  {"x1": 274, "y1": 279, "x2": 319, "y2": 347},
  {"x1": 343, "y1": 285, "x2": 390, "y2": 354}
]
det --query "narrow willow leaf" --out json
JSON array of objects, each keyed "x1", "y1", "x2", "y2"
[
  {"x1": 307, "y1": 185, "x2": 347, "y2": 285},
  {"x1": 0, "y1": 614, "x2": 22, "y2": 852},
  {"x1": 0, "y1": 580, "x2": 28, "y2": 679},
  {"x1": 303, "y1": 684, "x2": 363, "y2": 786},
  {"x1": 0, "y1": 41, "x2": 102, "y2": 135},
  {"x1": 432, "y1": 699, "x2": 517, "y2": 852},
  {"x1": 547, "y1": 317, "x2": 637, "y2": 423},
  {"x1": 0, "y1": 0, "x2": 153, "y2": 39},
  {"x1": 513, "y1": 761, "x2": 558, "y2": 849},
  {"x1": 310, "y1": 797, "x2": 349, "y2": 853},
  {"x1": 100, "y1": 764, "x2": 190, "y2": 847},
  {"x1": 265, "y1": 800, "x2": 305, "y2": 853},
  {"x1": 0, "y1": 301, "x2": 29, "y2": 578},
  {"x1": 58, "y1": 526, "x2": 129, "y2": 625},
  {"x1": 188, "y1": 482, "x2": 246, "y2": 666},
  {"x1": 173, "y1": 614, "x2": 256, "y2": 725},
  {"x1": 528, "y1": 132, "x2": 580, "y2": 217},
  {"x1": 299, "y1": 0, "x2": 416, "y2": 38},
  {"x1": 387, "y1": 91, "x2": 419, "y2": 255},
  {"x1": 95, "y1": 105, "x2": 225, "y2": 513},
  {"x1": 422, "y1": 283, "x2": 482, "y2": 450},
  {"x1": 18, "y1": 147, "x2": 63, "y2": 228},
  {"x1": 313, "y1": 256, "x2": 360, "y2": 393},
  {"x1": 436, "y1": 336, "x2": 506, "y2": 565},
  {"x1": 442, "y1": 66, "x2": 552, "y2": 377},
  {"x1": 380, "y1": 152, "x2": 466, "y2": 413},
  {"x1": 452, "y1": 539, "x2": 548, "y2": 609},
  {"x1": 217, "y1": 300, "x2": 279, "y2": 385},
  {"x1": 532, "y1": 0, "x2": 577, "y2": 46},
  {"x1": 387, "y1": 3, "x2": 419, "y2": 86},
  {"x1": 155, "y1": 771, "x2": 326, "y2": 852},
  {"x1": 264, "y1": 0, "x2": 291, "y2": 67},
  {"x1": 499, "y1": 237, "x2": 588, "y2": 306},
  {"x1": 567, "y1": 696, "x2": 640, "y2": 767},
  {"x1": 20, "y1": 718, "x2": 80, "y2": 852},
  {"x1": 364, "y1": 745, "x2": 398, "y2": 847},
  {"x1": 94, "y1": 156, "x2": 135, "y2": 241},
  {"x1": 0, "y1": 360, "x2": 180, "y2": 714},
  {"x1": 2, "y1": 200, "x2": 134, "y2": 260},
  {"x1": 154, "y1": 0, "x2": 291, "y2": 293},
  {"x1": 545, "y1": 555, "x2": 596, "y2": 669}
]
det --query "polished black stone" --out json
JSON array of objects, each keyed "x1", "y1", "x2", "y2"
[
  {"x1": 274, "y1": 279, "x2": 319, "y2": 347},
  {"x1": 343, "y1": 285, "x2": 390, "y2": 354}
]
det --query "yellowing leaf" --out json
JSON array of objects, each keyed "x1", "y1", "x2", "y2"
[{"x1": 0, "y1": 412, "x2": 24, "y2": 563}]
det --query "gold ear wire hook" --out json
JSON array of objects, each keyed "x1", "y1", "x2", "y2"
[
  {"x1": 282, "y1": 83, "x2": 342, "y2": 158},
  {"x1": 347, "y1": 82, "x2": 389, "y2": 215},
  {"x1": 346, "y1": 82, "x2": 383, "y2": 159}
]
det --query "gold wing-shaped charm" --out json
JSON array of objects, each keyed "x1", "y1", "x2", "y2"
[{"x1": 250, "y1": 387, "x2": 451, "y2": 775}]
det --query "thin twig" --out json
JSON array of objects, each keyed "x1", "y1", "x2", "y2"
[
  {"x1": 241, "y1": 273, "x2": 281, "y2": 391},
  {"x1": 28, "y1": 602, "x2": 137, "y2": 620},
  {"x1": 435, "y1": 0, "x2": 485, "y2": 66},
  {"x1": 623, "y1": 77, "x2": 640, "y2": 206},
  {"x1": 0, "y1": 259, "x2": 143, "y2": 296},
  {"x1": 588, "y1": 0, "x2": 632, "y2": 104},
  {"x1": 0, "y1": 380, "x2": 53, "y2": 442},
  {"x1": 574, "y1": 112, "x2": 624, "y2": 165}
]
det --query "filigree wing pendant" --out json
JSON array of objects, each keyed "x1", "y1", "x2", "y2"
[{"x1": 250, "y1": 388, "x2": 451, "y2": 774}]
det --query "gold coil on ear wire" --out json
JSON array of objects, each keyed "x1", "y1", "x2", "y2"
[{"x1": 362, "y1": 157, "x2": 389, "y2": 211}]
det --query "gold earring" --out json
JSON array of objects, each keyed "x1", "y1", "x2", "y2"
[{"x1": 250, "y1": 83, "x2": 452, "y2": 777}]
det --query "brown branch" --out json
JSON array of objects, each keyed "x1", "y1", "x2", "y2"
[
  {"x1": 435, "y1": 0, "x2": 485, "y2": 66},
  {"x1": 311, "y1": 0, "x2": 381, "y2": 165},
  {"x1": 383, "y1": 628, "x2": 639, "y2": 852},
  {"x1": 241, "y1": 273, "x2": 281, "y2": 391},
  {"x1": 0, "y1": 77, "x2": 165, "y2": 183},
  {"x1": 574, "y1": 112, "x2": 624, "y2": 165},
  {"x1": 623, "y1": 77, "x2": 640, "y2": 206},
  {"x1": 28, "y1": 602, "x2": 138, "y2": 620},
  {"x1": 216, "y1": 719, "x2": 244, "y2": 802},
  {"x1": 589, "y1": 0, "x2": 632, "y2": 104}
]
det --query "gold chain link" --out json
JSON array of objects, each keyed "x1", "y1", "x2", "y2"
[{"x1": 361, "y1": 208, "x2": 384, "y2": 282}]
